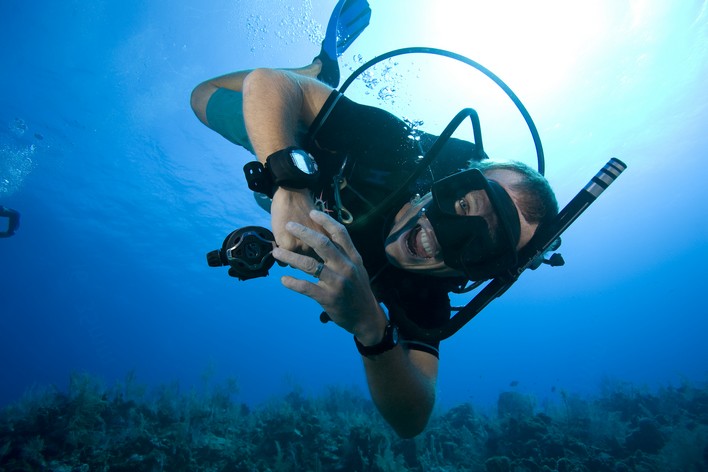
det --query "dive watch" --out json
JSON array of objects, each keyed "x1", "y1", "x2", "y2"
[
  {"x1": 355, "y1": 322, "x2": 399, "y2": 357},
  {"x1": 265, "y1": 147, "x2": 320, "y2": 189}
]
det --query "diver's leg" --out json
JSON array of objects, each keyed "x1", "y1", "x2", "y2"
[
  {"x1": 190, "y1": 71, "x2": 250, "y2": 126},
  {"x1": 191, "y1": 0, "x2": 371, "y2": 155},
  {"x1": 190, "y1": 63, "x2": 322, "y2": 127},
  {"x1": 315, "y1": 0, "x2": 371, "y2": 87},
  {"x1": 192, "y1": 0, "x2": 371, "y2": 125}
]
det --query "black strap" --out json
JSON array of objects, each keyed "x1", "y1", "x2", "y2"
[{"x1": 243, "y1": 161, "x2": 275, "y2": 198}]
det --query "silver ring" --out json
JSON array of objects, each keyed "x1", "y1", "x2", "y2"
[{"x1": 313, "y1": 262, "x2": 325, "y2": 278}]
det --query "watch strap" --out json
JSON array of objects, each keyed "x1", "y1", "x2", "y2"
[
  {"x1": 355, "y1": 322, "x2": 399, "y2": 357},
  {"x1": 243, "y1": 161, "x2": 276, "y2": 198},
  {"x1": 265, "y1": 147, "x2": 319, "y2": 189}
]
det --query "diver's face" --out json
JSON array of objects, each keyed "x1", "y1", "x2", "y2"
[
  {"x1": 384, "y1": 189, "x2": 497, "y2": 276},
  {"x1": 384, "y1": 169, "x2": 538, "y2": 276},
  {"x1": 384, "y1": 193, "x2": 451, "y2": 276}
]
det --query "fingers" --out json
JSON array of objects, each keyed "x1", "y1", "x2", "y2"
[
  {"x1": 269, "y1": 189, "x2": 322, "y2": 256},
  {"x1": 272, "y1": 247, "x2": 325, "y2": 279},
  {"x1": 274, "y1": 231, "x2": 310, "y2": 255},
  {"x1": 274, "y1": 209, "x2": 361, "y2": 286},
  {"x1": 283, "y1": 220, "x2": 341, "y2": 264},
  {"x1": 272, "y1": 212, "x2": 372, "y2": 331},
  {"x1": 272, "y1": 248, "x2": 330, "y2": 304},
  {"x1": 272, "y1": 216, "x2": 315, "y2": 255},
  {"x1": 307, "y1": 210, "x2": 359, "y2": 260},
  {"x1": 279, "y1": 273, "x2": 324, "y2": 305}
]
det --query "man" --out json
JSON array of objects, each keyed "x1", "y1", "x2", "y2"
[{"x1": 191, "y1": 3, "x2": 557, "y2": 438}]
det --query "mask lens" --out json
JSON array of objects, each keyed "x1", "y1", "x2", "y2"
[
  {"x1": 431, "y1": 169, "x2": 488, "y2": 215},
  {"x1": 427, "y1": 169, "x2": 521, "y2": 278}
]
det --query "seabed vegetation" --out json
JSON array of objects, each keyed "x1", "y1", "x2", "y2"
[{"x1": 1, "y1": 372, "x2": 707, "y2": 471}]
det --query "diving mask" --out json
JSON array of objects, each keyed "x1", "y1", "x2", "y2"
[{"x1": 425, "y1": 168, "x2": 521, "y2": 280}]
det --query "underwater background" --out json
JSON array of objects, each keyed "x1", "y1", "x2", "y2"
[{"x1": 1, "y1": 0, "x2": 707, "y2": 470}]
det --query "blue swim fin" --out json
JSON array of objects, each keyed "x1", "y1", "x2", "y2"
[{"x1": 316, "y1": 0, "x2": 372, "y2": 88}]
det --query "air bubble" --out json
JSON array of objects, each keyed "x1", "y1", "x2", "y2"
[
  {"x1": 10, "y1": 118, "x2": 27, "y2": 137},
  {"x1": 378, "y1": 86, "x2": 395, "y2": 101}
]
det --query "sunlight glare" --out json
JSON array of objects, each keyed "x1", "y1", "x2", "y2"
[{"x1": 425, "y1": 1, "x2": 611, "y2": 101}]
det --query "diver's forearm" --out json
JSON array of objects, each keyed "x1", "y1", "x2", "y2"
[{"x1": 362, "y1": 348, "x2": 436, "y2": 438}]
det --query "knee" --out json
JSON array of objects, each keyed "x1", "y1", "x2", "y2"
[
  {"x1": 242, "y1": 68, "x2": 288, "y2": 100},
  {"x1": 190, "y1": 81, "x2": 215, "y2": 125}
]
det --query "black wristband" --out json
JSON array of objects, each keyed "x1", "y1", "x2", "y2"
[
  {"x1": 355, "y1": 322, "x2": 399, "y2": 357},
  {"x1": 265, "y1": 147, "x2": 320, "y2": 189},
  {"x1": 243, "y1": 161, "x2": 276, "y2": 198}
]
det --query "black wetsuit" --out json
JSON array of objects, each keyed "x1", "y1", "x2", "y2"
[
  {"x1": 305, "y1": 92, "x2": 483, "y2": 356},
  {"x1": 205, "y1": 88, "x2": 483, "y2": 356}
]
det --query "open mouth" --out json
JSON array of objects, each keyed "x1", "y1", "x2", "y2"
[{"x1": 406, "y1": 225, "x2": 436, "y2": 258}]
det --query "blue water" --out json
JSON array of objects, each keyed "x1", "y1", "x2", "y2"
[{"x1": 1, "y1": 0, "x2": 707, "y2": 414}]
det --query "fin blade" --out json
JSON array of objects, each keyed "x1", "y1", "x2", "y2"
[
  {"x1": 316, "y1": 0, "x2": 371, "y2": 87},
  {"x1": 338, "y1": 0, "x2": 372, "y2": 31},
  {"x1": 336, "y1": 2, "x2": 371, "y2": 55}
]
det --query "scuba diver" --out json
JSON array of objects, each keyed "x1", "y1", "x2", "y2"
[
  {"x1": 0, "y1": 206, "x2": 20, "y2": 238},
  {"x1": 191, "y1": 0, "x2": 557, "y2": 438},
  {"x1": 191, "y1": 0, "x2": 624, "y2": 437}
]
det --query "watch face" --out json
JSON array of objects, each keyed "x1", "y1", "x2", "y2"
[
  {"x1": 290, "y1": 150, "x2": 318, "y2": 175},
  {"x1": 391, "y1": 325, "x2": 399, "y2": 345}
]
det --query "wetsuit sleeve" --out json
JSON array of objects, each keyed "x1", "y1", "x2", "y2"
[
  {"x1": 307, "y1": 91, "x2": 482, "y2": 181},
  {"x1": 304, "y1": 91, "x2": 427, "y2": 217},
  {"x1": 205, "y1": 88, "x2": 255, "y2": 154},
  {"x1": 377, "y1": 271, "x2": 453, "y2": 359},
  {"x1": 306, "y1": 91, "x2": 418, "y2": 167},
  {"x1": 396, "y1": 294, "x2": 451, "y2": 358},
  {"x1": 306, "y1": 92, "x2": 466, "y2": 359}
]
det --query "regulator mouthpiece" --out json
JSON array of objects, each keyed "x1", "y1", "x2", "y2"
[{"x1": 206, "y1": 226, "x2": 276, "y2": 280}]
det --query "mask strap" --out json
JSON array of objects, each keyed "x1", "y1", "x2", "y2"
[{"x1": 383, "y1": 209, "x2": 424, "y2": 248}]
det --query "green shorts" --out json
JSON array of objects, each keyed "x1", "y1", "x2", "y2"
[{"x1": 205, "y1": 88, "x2": 255, "y2": 154}]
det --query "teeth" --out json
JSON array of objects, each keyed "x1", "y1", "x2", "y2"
[
  {"x1": 420, "y1": 230, "x2": 434, "y2": 257},
  {"x1": 405, "y1": 227, "x2": 417, "y2": 256},
  {"x1": 405, "y1": 225, "x2": 435, "y2": 259}
]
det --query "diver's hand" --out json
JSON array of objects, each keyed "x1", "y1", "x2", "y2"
[
  {"x1": 270, "y1": 188, "x2": 323, "y2": 256},
  {"x1": 272, "y1": 210, "x2": 386, "y2": 341}
]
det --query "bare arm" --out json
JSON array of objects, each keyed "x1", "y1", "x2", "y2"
[
  {"x1": 194, "y1": 68, "x2": 438, "y2": 435},
  {"x1": 274, "y1": 211, "x2": 438, "y2": 438},
  {"x1": 192, "y1": 67, "x2": 334, "y2": 253},
  {"x1": 241, "y1": 69, "x2": 334, "y2": 253},
  {"x1": 361, "y1": 346, "x2": 438, "y2": 438}
]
